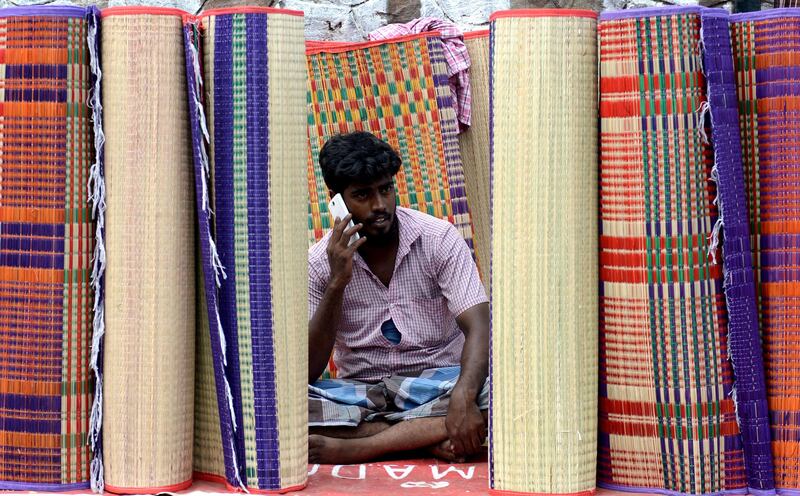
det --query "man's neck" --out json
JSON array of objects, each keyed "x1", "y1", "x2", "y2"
[{"x1": 357, "y1": 217, "x2": 400, "y2": 287}]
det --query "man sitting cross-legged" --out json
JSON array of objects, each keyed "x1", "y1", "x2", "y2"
[{"x1": 308, "y1": 131, "x2": 490, "y2": 465}]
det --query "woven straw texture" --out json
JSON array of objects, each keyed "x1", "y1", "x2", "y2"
[
  {"x1": 198, "y1": 10, "x2": 308, "y2": 492},
  {"x1": 0, "y1": 7, "x2": 94, "y2": 490},
  {"x1": 193, "y1": 264, "x2": 225, "y2": 479},
  {"x1": 489, "y1": 13, "x2": 598, "y2": 495},
  {"x1": 701, "y1": 10, "x2": 774, "y2": 493},
  {"x1": 306, "y1": 34, "x2": 472, "y2": 378},
  {"x1": 732, "y1": 10, "x2": 800, "y2": 492},
  {"x1": 598, "y1": 9, "x2": 746, "y2": 495},
  {"x1": 459, "y1": 32, "x2": 491, "y2": 293},
  {"x1": 101, "y1": 11, "x2": 195, "y2": 492}
]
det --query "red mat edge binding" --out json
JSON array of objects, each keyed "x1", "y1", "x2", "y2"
[
  {"x1": 193, "y1": 472, "x2": 307, "y2": 494},
  {"x1": 306, "y1": 31, "x2": 443, "y2": 55},
  {"x1": 198, "y1": 7, "x2": 304, "y2": 18},
  {"x1": 464, "y1": 29, "x2": 490, "y2": 39},
  {"x1": 490, "y1": 489, "x2": 597, "y2": 496},
  {"x1": 490, "y1": 9, "x2": 599, "y2": 21},
  {"x1": 100, "y1": 6, "x2": 188, "y2": 17},
  {"x1": 104, "y1": 479, "x2": 193, "y2": 494}
]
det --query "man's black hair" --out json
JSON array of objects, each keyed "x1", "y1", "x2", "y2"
[{"x1": 319, "y1": 131, "x2": 401, "y2": 193}]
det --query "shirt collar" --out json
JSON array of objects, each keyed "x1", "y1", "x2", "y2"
[{"x1": 395, "y1": 207, "x2": 423, "y2": 263}]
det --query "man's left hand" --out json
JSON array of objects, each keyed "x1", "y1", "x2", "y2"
[{"x1": 445, "y1": 388, "x2": 486, "y2": 457}]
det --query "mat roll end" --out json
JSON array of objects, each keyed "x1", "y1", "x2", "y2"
[
  {"x1": 104, "y1": 479, "x2": 194, "y2": 495},
  {"x1": 0, "y1": 482, "x2": 92, "y2": 492},
  {"x1": 490, "y1": 489, "x2": 596, "y2": 496},
  {"x1": 195, "y1": 471, "x2": 308, "y2": 494}
]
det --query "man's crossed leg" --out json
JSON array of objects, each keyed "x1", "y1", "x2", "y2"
[{"x1": 308, "y1": 366, "x2": 489, "y2": 464}]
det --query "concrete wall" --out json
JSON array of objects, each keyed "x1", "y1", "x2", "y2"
[
  {"x1": 278, "y1": 0, "x2": 510, "y2": 41},
  {"x1": 2, "y1": 0, "x2": 774, "y2": 37}
]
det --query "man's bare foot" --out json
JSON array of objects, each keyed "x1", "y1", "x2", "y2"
[
  {"x1": 309, "y1": 416, "x2": 452, "y2": 464},
  {"x1": 309, "y1": 434, "x2": 373, "y2": 464},
  {"x1": 427, "y1": 439, "x2": 465, "y2": 463}
]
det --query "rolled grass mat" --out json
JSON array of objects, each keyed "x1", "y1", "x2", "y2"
[
  {"x1": 100, "y1": 7, "x2": 196, "y2": 493},
  {"x1": 731, "y1": 9, "x2": 800, "y2": 494},
  {"x1": 459, "y1": 31, "x2": 491, "y2": 292},
  {"x1": 192, "y1": 7, "x2": 309, "y2": 492},
  {"x1": 702, "y1": 9, "x2": 774, "y2": 494},
  {"x1": 0, "y1": 5, "x2": 99, "y2": 491},
  {"x1": 489, "y1": 10, "x2": 599, "y2": 495},
  {"x1": 598, "y1": 7, "x2": 748, "y2": 495},
  {"x1": 306, "y1": 32, "x2": 475, "y2": 378}
]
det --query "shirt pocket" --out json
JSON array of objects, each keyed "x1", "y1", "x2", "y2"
[{"x1": 403, "y1": 296, "x2": 449, "y2": 348}]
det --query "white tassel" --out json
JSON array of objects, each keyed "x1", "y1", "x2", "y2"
[
  {"x1": 707, "y1": 165, "x2": 723, "y2": 265},
  {"x1": 190, "y1": 40, "x2": 211, "y2": 145},
  {"x1": 730, "y1": 386, "x2": 742, "y2": 426},
  {"x1": 707, "y1": 154, "x2": 723, "y2": 264},
  {"x1": 697, "y1": 100, "x2": 710, "y2": 145},
  {"x1": 225, "y1": 378, "x2": 237, "y2": 431},
  {"x1": 703, "y1": 92, "x2": 721, "y2": 265},
  {"x1": 90, "y1": 456, "x2": 104, "y2": 493},
  {"x1": 217, "y1": 311, "x2": 227, "y2": 365},
  {"x1": 188, "y1": 31, "x2": 227, "y2": 291},
  {"x1": 710, "y1": 164, "x2": 720, "y2": 191},
  {"x1": 188, "y1": 38, "x2": 213, "y2": 212},
  {"x1": 230, "y1": 439, "x2": 248, "y2": 492},
  {"x1": 210, "y1": 235, "x2": 228, "y2": 286},
  {"x1": 708, "y1": 214, "x2": 723, "y2": 264},
  {"x1": 89, "y1": 375, "x2": 102, "y2": 447}
]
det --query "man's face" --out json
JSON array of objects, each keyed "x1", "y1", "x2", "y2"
[{"x1": 339, "y1": 175, "x2": 397, "y2": 241}]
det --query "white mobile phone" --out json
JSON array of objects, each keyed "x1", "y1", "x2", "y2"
[{"x1": 328, "y1": 193, "x2": 361, "y2": 246}]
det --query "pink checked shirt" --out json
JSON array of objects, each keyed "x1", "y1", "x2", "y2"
[{"x1": 309, "y1": 207, "x2": 488, "y2": 382}]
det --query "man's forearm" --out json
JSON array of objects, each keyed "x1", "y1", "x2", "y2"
[
  {"x1": 453, "y1": 303, "x2": 490, "y2": 401},
  {"x1": 308, "y1": 280, "x2": 347, "y2": 383},
  {"x1": 454, "y1": 335, "x2": 489, "y2": 399}
]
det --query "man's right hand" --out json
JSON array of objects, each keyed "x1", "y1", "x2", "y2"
[
  {"x1": 326, "y1": 214, "x2": 367, "y2": 290},
  {"x1": 309, "y1": 215, "x2": 365, "y2": 383}
]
